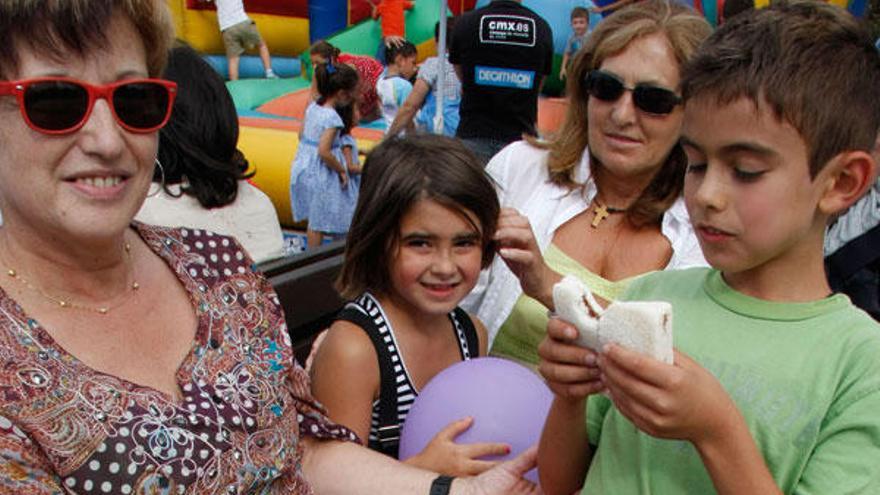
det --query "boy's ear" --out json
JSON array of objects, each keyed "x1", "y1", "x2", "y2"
[{"x1": 817, "y1": 149, "x2": 878, "y2": 215}]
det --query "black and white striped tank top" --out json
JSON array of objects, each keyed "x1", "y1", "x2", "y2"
[{"x1": 335, "y1": 292, "x2": 480, "y2": 458}]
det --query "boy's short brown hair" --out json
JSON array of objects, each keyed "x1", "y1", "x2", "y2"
[
  {"x1": 681, "y1": 0, "x2": 880, "y2": 177},
  {"x1": 571, "y1": 7, "x2": 590, "y2": 20},
  {"x1": 336, "y1": 135, "x2": 500, "y2": 300}
]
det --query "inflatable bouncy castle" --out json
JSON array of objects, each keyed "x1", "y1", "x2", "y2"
[{"x1": 167, "y1": 0, "x2": 869, "y2": 227}]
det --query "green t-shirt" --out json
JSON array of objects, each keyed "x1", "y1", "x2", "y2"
[
  {"x1": 490, "y1": 243, "x2": 643, "y2": 368},
  {"x1": 584, "y1": 268, "x2": 880, "y2": 494}
]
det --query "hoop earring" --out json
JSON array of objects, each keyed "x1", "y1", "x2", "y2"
[{"x1": 147, "y1": 158, "x2": 166, "y2": 198}]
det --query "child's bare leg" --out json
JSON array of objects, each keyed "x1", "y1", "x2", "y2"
[
  {"x1": 307, "y1": 229, "x2": 323, "y2": 249},
  {"x1": 259, "y1": 42, "x2": 273, "y2": 74},
  {"x1": 227, "y1": 54, "x2": 241, "y2": 81}
]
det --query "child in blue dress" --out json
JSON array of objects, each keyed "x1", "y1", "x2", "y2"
[{"x1": 290, "y1": 62, "x2": 360, "y2": 248}]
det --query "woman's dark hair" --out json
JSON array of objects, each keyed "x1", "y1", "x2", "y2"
[
  {"x1": 337, "y1": 135, "x2": 500, "y2": 299},
  {"x1": 156, "y1": 42, "x2": 252, "y2": 209},
  {"x1": 314, "y1": 62, "x2": 359, "y2": 104}
]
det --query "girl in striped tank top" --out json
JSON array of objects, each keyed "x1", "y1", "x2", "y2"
[{"x1": 310, "y1": 135, "x2": 511, "y2": 477}]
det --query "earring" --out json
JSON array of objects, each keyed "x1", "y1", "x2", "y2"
[{"x1": 147, "y1": 158, "x2": 166, "y2": 198}]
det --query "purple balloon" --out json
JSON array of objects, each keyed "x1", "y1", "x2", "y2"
[{"x1": 398, "y1": 357, "x2": 553, "y2": 483}]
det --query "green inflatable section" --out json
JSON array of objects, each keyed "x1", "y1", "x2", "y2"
[
  {"x1": 228, "y1": 2, "x2": 443, "y2": 114},
  {"x1": 226, "y1": 77, "x2": 310, "y2": 111},
  {"x1": 301, "y1": 0, "x2": 445, "y2": 79}
]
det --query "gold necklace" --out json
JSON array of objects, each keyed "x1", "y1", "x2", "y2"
[
  {"x1": 5, "y1": 242, "x2": 140, "y2": 315},
  {"x1": 590, "y1": 200, "x2": 628, "y2": 228}
]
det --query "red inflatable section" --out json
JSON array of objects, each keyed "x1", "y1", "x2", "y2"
[{"x1": 187, "y1": 0, "x2": 308, "y2": 18}]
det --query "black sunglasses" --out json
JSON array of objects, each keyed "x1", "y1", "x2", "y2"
[
  {"x1": 0, "y1": 77, "x2": 177, "y2": 135},
  {"x1": 584, "y1": 70, "x2": 681, "y2": 115}
]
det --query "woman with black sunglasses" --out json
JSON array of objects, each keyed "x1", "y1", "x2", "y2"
[
  {"x1": 0, "y1": 2, "x2": 538, "y2": 494},
  {"x1": 462, "y1": 0, "x2": 712, "y2": 369}
]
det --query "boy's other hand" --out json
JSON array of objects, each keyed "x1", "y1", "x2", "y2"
[
  {"x1": 598, "y1": 345, "x2": 741, "y2": 445},
  {"x1": 559, "y1": 66, "x2": 567, "y2": 79},
  {"x1": 538, "y1": 318, "x2": 605, "y2": 402}
]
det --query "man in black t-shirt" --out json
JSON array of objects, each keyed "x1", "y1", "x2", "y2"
[{"x1": 450, "y1": 0, "x2": 553, "y2": 164}]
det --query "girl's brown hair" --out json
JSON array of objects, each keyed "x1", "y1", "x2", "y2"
[{"x1": 337, "y1": 135, "x2": 500, "y2": 300}]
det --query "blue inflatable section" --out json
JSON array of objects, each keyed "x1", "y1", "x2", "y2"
[
  {"x1": 474, "y1": 0, "x2": 601, "y2": 54},
  {"x1": 202, "y1": 55, "x2": 302, "y2": 80},
  {"x1": 309, "y1": 0, "x2": 348, "y2": 43}
]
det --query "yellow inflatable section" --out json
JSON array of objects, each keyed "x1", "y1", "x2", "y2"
[{"x1": 165, "y1": 0, "x2": 310, "y2": 56}]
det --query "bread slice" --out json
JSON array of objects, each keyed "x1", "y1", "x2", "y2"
[{"x1": 552, "y1": 275, "x2": 673, "y2": 364}]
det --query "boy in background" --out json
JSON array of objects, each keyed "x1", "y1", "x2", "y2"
[
  {"x1": 559, "y1": 7, "x2": 590, "y2": 80},
  {"x1": 377, "y1": 41, "x2": 418, "y2": 134},
  {"x1": 211, "y1": 0, "x2": 277, "y2": 80},
  {"x1": 537, "y1": 2, "x2": 880, "y2": 494},
  {"x1": 370, "y1": 0, "x2": 415, "y2": 64},
  {"x1": 386, "y1": 18, "x2": 461, "y2": 138}
]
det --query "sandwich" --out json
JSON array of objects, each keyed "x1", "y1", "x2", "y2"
[{"x1": 551, "y1": 275, "x2": 673, "y2": 364}]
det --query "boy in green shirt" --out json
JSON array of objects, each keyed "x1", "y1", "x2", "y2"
[{"x1": 537, "y1": 2, "x2": 880, "y2": 494}]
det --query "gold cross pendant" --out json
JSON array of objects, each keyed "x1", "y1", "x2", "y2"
[{"x1": 591, "y1": 203, "x2": 610, "y2": 228}]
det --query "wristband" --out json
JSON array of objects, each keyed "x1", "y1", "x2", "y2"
[{"x1": 429, "y1": 475, "x2": 455, "y2": 495}]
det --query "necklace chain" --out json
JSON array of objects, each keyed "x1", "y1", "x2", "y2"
[{"x1": 4, "y1": 243, "x2": 140, "y2": 315}]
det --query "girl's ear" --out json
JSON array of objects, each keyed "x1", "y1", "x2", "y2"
[{"x1": 817, "y1": 149, "x2": 877, "y2": 216}]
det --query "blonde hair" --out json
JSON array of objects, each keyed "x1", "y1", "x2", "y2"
[{"x1": 542, "y1": 0, "x2": 711, "y2": 227}]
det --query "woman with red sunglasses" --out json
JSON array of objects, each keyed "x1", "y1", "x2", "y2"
[
  {"x1": 462, "y1": 0, "x2": 712, "y2": 369},
  {"x1": 0, "y1": 2, "x2": 538, "y2": 494}
]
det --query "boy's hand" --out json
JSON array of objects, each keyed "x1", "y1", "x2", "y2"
[
  {"x1": 409, "y1": 417, "x2": 510, "y2": 476},
  {"x1": 559, "y1": 66, "x2": 567, "y2": 79},
  {"x1": 338, "y1": 170, "x2": 349, "y2": 189},
  {"x1": 495, "y1": 208, "x2": 560, "y2": 308},
  {"x1": 538, "y1": 318, "x2": 605, "y2": 402},
  {"x1": 598, "y1": 345, "x2": 739, "y2": 445}
]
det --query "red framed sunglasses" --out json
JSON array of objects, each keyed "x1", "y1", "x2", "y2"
[{"x1": 0, "y1": 77, "x2": 177, "y2": 135}]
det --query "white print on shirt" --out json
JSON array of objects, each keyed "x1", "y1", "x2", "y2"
[{"x1": 479, "y1": 15, "x2": 537, "y2": 47}]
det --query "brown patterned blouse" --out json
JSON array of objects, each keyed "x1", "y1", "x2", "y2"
[{"x1": 0, "y1": 223, "x2": 357, "y2": 494}]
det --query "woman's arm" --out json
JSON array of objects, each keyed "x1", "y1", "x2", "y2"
[
  {"x1": 301, "y1": 436, "x2": 541, "y2": 495},
  {"x1": 309, "y1": 320, "x2": 380, "y2": 444},
  {"x1": 387, "y1": 79, "x2": 431, "y2": 138}
]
